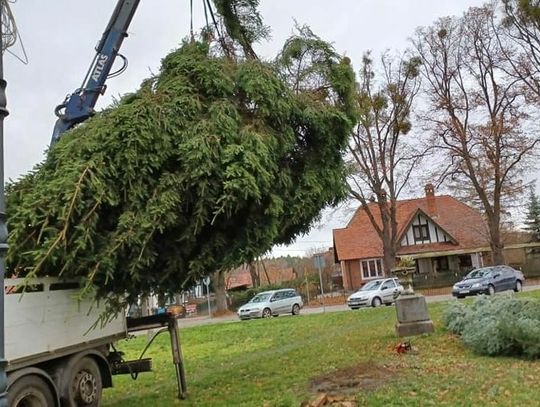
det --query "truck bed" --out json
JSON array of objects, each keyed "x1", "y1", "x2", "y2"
[{"x1": 5, "y1": 277, "x2": 126, "y2": 371}]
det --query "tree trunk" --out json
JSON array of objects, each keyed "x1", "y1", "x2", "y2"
[
  {"x1": 380, "y1": 202, "x2": 397, "y2": 275},
  {"x1": 488, "y1": 220, "x2": 505, "y2": 265},
  {"x1": 249, "y1": 262, "x2": 260, "y2": 288},
  {"x1": 213, "y1": 271, "x2": 228, "y2": 313},
  {"x1": 141, "y1": 296, "x2": 151, "y2": 317},
  {"x1": 382, "y1": 241, "x2": 396, "y2": 276}
]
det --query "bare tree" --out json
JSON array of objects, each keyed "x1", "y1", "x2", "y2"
[
  {"x1": 347, "y1": 52, "x2": 423, "y2": 273},
  {"x1": 413, "y1": 4, "x2": 539, "y2": 264},
  {"x1": 501, "y1": 0, "x2": 540, "y2": 98}
]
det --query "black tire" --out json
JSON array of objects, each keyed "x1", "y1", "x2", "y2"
[
  {"x1": 64, "y1": 357, "x2": 102, "y2": 407},
  {"x1": 371, "y1": 297, "x2": 382, "y2": 307},
  {"x1": 514, "y1": 280, "x2": 523, "y2": 293},
  {"x1": 456, "y1": 295, "x2": 465, "y2": 299},
  {"x1": 487, "y1": 284, "x2": 495, "y2": 296},
  {"x1": 292, "y1": 304, "x2": 300, "y2": 315},
  {"x1": 8, "y1": 374, "x2": 56, "y2": 407},
  {"x1": 262, "y1": 308, "x2": 272, "y2": 318}
]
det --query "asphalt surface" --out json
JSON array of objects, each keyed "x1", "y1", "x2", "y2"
[{"x1": 175, "y1": 284, "x2": 540, "y2": 330}]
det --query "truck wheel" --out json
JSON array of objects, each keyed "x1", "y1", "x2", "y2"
[
  {"x1": 8, "y1": 374, "x2": 55, "y2": 407},
  {"x1": 66, "y1": 357, "x2": 102, "y2": 407}
]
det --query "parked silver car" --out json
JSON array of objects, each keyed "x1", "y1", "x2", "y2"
[
  {"x1": 347, "y1": 278, "x2": 404, "y2": 309},
  {"x1": 237, "y1": 289, "x2": 303, "y2": 320}
]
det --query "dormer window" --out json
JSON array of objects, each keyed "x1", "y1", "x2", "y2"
[{"x1": 413, "y1": 224, "x2": 430, "y2": 242}]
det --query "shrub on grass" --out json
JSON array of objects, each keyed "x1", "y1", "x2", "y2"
[{"x1": 443, "y1": 295, "x2": 540, "y2": 358}]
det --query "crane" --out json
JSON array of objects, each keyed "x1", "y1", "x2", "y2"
[
  {"x1": 50, "y1": 0, "x2": 140, "y2": 145},
  {"x1": 3, "y1": 2, "x2": 188, "y2": 405}
]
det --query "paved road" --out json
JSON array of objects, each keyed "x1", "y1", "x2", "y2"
[{"x1": 175, "y1": 284, "x2": 540, "y2": 330}]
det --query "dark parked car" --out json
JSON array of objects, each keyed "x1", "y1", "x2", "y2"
[{"x1": 452, "y1": 265, "x2": 524, "y2": 298}]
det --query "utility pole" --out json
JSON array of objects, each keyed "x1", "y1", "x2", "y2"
[
  {"x1": 314, "y1": 254, "x2": 325, "y2": 313},
  {"x1": 0, "y1": 2, "x2": 9, "y2": 403}
]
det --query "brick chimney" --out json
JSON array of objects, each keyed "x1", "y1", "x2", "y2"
[{"x1": 425, "y1": 183, "x2": 437, "y2": 215}]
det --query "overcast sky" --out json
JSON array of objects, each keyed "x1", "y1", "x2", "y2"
[{"x1": 4, "y1": 0, "x2": 488, "y2": 256}]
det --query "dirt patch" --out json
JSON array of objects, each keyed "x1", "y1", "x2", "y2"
[
  {"x1": 306, "y1": 295, "x2": 347, "y2": 307},
  {"x1": 308, "y1": 362, "x2": 396, "y2": 403},
  {"x1": 212, "y1": 309, "x2": 236, "y2": 318}
]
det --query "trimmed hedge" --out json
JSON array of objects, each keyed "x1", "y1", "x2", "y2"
[{"x1": 443, "y1": 295, "x2": 540, "y2": 358}]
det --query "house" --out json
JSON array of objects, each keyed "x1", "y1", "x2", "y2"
[{"x1": 333, "y1": 184, "x2": 491, "y2": 291}]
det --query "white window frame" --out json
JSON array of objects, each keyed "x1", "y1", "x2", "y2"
[{"x1": 360, "y1": 258, "x2": 384, "y2": 280}]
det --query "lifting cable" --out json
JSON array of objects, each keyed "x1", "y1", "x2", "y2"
[
  {"x1": 203, "y1": 0, "x2": 209, "y2": 29},
  {"x1": 203, "y1": 0, "x2": 229, "y2": 54},
  {"x1": 189, "y1": 0, "x2": 194, "y2": 41}
]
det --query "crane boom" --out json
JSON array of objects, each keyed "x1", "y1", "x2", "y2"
[{"x1": 51, "y1": 0, "x2": 141, "y2": 145}]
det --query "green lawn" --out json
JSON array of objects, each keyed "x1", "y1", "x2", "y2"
[{"x1": 103, "y1": 291, "x2": 540, "y2": 406}]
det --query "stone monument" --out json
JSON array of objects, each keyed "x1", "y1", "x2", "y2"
[{"x1": 392, "y1": 266, "x2": 434, "y2": 337}]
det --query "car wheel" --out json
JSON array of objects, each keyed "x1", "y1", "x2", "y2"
[
  {"x1": 487, "y1": 284, "x2": 495, "y2": 296},
  {"x1": 262, "y1": 308, "x2": 272, "y2": 318},
  {"x1": 371, "y1": 297, "x2": 382, "y2": 307},
  {"x1": 514, "y1": 280, "x2": 523, "y2": 293},
  {"x1": 292, "y1": 304, "x2": 300, "y2": 315}
]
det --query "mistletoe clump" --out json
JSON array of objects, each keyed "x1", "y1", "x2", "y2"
[{"x1": 6, "y1": 36, "x2": 355, "y2": 307}]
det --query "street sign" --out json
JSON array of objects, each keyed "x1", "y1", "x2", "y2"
[
  {"x1": 203, "y1": 276, "x2": 212, "y2": 318},
  {"x1": 314, "y1": 255, "x2": 325, "y2": 269}
]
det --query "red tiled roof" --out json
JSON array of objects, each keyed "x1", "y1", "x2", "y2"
[
  {"x1": 333, "y1": 195, "x2": 489, "y2": 261},
  {"x1": 226, "y1": 265, "x2": 253, "y2": 290}
]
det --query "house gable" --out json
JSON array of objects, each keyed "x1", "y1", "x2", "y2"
[
  {"x1": 334, "y1": 193, "x2": 489, "y2": 262},
  {"x1": 399, "y1": 209, "x2": 457, "y2": 248}
]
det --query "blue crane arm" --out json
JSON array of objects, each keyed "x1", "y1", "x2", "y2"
[{"x1": 51, "y1": 0, "x2": 141, "y2": 146}]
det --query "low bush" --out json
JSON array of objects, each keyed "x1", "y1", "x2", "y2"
[{"x1": 443, "y1": 295, "x2": 540, "y2": 358}]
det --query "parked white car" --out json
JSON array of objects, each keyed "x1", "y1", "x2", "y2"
[
  {"x1": 237, "y1": 289, "x2": 303, "y2": 320},
  {"x1": 347, "y1": 278, "x2": 404, "y2": 309}
]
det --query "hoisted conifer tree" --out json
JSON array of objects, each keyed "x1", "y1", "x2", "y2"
[{"x1": 6, "y1": 0, "x2": 357, "y2": 311}]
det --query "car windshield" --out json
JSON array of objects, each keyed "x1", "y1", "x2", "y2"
[
  {"x1": 465, "y1": 268, "x2": 493, "y2": 279},
  {"x1": 249, "y1": 293, "x2": 272, "y2": 303},
  {"x1": 359, "y1": 280, "x2": 382, "y2": 291}
]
